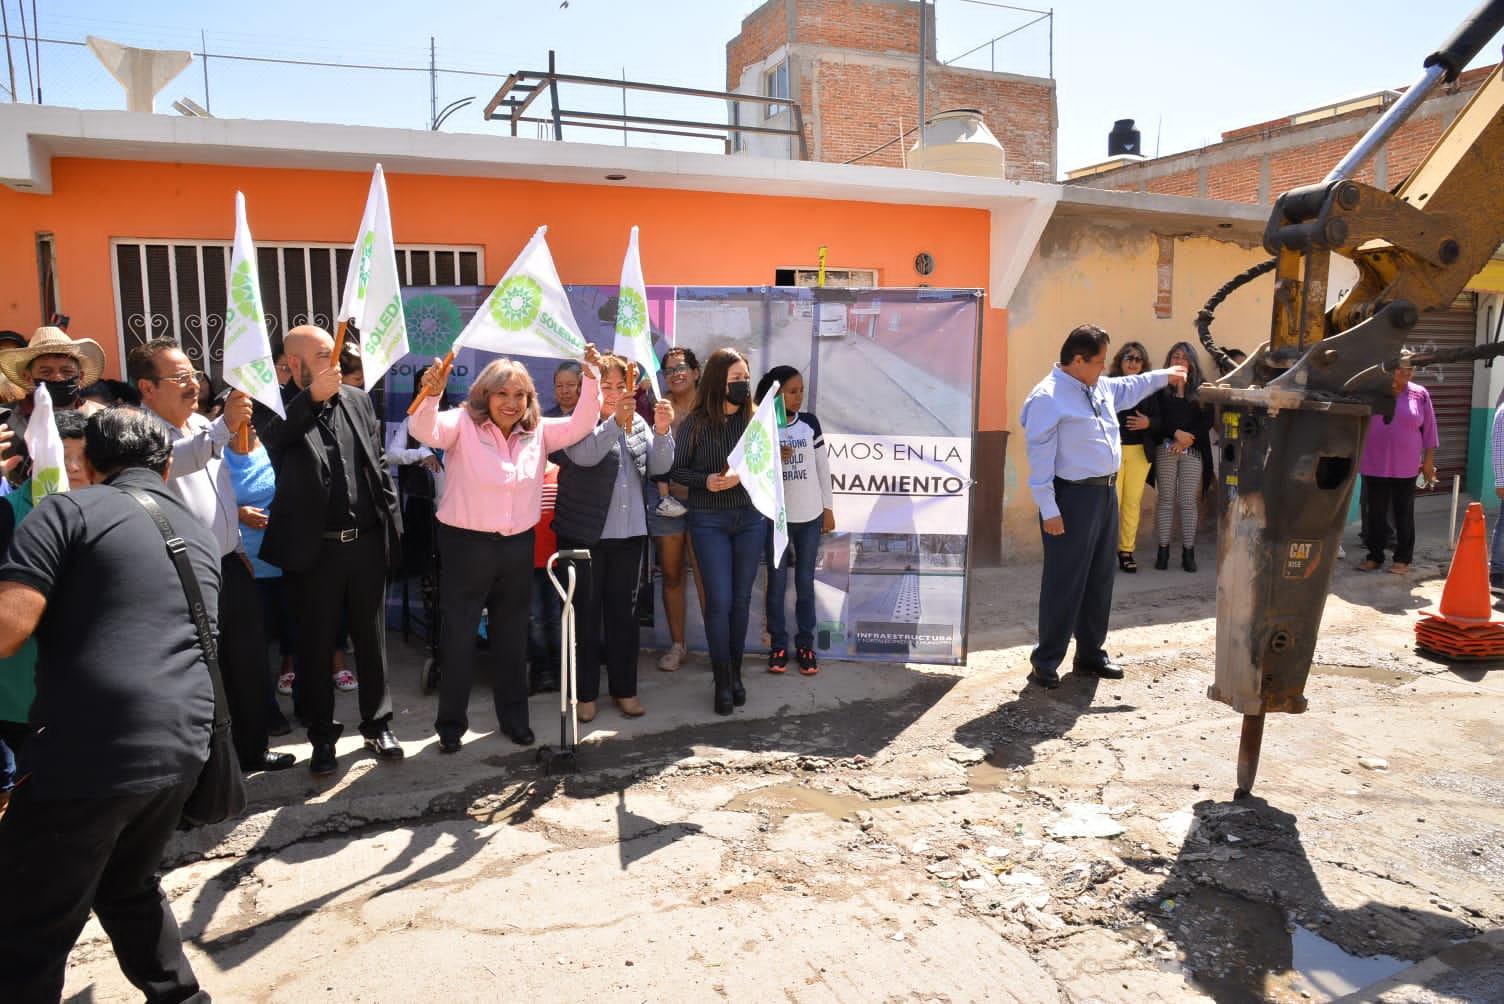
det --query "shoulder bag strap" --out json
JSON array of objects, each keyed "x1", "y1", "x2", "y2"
[{"x1": 117, "y1": 484, "x2": 231, "y2": 733}]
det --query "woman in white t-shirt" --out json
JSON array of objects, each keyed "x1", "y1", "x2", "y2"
[{"x1": 754, "y1": 365, "x2": 834, "y2": 676}]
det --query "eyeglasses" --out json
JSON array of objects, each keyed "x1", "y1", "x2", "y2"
[
  {"x1": 152, "y1": 371, "x2": 201, "y2": 387},
  {"x1": 664, "y1": 364, "x2": 692, "y2": 376},
  {"x1": 1122, "y1": 354, "x2": 1144, "y2": 363}
]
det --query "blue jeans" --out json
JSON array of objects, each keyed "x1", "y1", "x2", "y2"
[
  {"x1": 766, "y1": 515, "x2": 822, "y2": 651},
  {"x1": 687, "y1": 506, "x2": 765, "y2": 663}
]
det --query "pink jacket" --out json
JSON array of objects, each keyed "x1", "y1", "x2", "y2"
[{"x1": 409, "y1": 373, "x2": 600, "y2": 536}]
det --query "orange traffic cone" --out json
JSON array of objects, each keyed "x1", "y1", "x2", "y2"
[{"x1": 1416, "y1": 502, "x2": 1504, "y2": 659}]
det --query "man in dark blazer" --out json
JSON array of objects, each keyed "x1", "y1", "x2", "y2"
[{"x1": 253, "y1": 325, "x2": 403, "y2": 775}]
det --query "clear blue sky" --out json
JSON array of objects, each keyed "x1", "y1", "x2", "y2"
[{"x1": 13, "y1": 0, "x2": 1499, "y2": 179}]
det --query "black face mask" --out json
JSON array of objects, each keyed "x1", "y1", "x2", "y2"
[
  {"x1": 42, "y1": 377, "x2": 80, "y2": 407},
  {"x1": 726, "y1": 380, "x2": 751, "y2": 407}
]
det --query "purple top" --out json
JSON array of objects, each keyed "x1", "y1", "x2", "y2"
[{"x1": 1360, "y1": 383, "x2": 1439, "y2": 478}]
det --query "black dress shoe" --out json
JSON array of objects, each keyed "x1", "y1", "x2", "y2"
[
  {"x1": 501, "y1": 725, "x2": 535, "y2": 747},
  {"x1": 310, "y1": 741, "x2": 337, "y2": 775},
  {"x1": 1074, "y1": 660, "x2": 1125, "y2": 680},
  {"x1": 248, "y1": 750, "x2": 296, "y2": 773},
  {"x1": 363, "y1": 729, "x2": 405, "y2": 760},
  {"x1": 1027, "y1": 668, "x2": 1061, "y2": 690},
  {"x1": 438, "y1": 735, "x2": 462, "y2": 754}
]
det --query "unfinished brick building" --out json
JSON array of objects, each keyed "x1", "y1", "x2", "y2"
[
  {"x1": 1065, "y1": 66, "x2": 1494, "y2": 205},
  {"x1": 726, "y1": 0, "x2": 1057, "y2": 183}
]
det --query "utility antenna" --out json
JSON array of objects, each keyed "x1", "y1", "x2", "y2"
[{"x1": 86, "y1": 36, "x2": 193, "y2": 113}]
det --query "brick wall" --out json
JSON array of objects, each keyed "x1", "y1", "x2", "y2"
[
  {"x1": 795, "y1": 0, "x2": 927, "y2": 56},
  {"x1": 728, "y1": 0, "x2": 1055, "y2": 181},
  {"x1": 1067, "y1": 69, "x2": 1489, "y2": 204}
]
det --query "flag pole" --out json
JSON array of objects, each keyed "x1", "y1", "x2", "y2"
[{"x1": 406, "y1": 348, "x2": 456, "y2": 415}]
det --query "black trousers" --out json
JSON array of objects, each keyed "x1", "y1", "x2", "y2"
[
  {"x1": 1031, "y1": 480, "x2": 1118, "y2": 675},
  {"x1": 1362, "y1": 475, "x2": 1416, "y2": 564},
  {"x1": 219, "y1": 554, "x2": 270, "y2": 767},
  {"x1": 435, "y1": 524, "x2": 533, "y2": 740},
  {"x1": 556, "y1": 535, "x2": 645, "y2": 703},
  {"x1": 284, "y1": 533, "x2": 392, "y2": 743},
  {"x1": 0, "y1": 779, "x2": 207, "y2": 1003}
]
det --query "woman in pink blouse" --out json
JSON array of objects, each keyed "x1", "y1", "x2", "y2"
[
  {"x1": 1357, "y1": 362, "x2": 1439, "y2": 575},
  {"x1": 411, "y1": 346, "x2": 603, "y2": 753}
]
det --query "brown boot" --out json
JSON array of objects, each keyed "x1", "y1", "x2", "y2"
[
  {"x1": 576, "y1": 700, "x2": 597, "y2": 723},
  {"x1": 614, "y1": 696, "x2": 645, "y2": 717}
]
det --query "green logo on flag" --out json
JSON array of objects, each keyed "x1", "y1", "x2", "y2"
[
  {"x1": 407, "y1": 293, "x2": 464, "y2": 355},
  {"x1": 491, "y1": 276, "x2": 542, "y2": 331},
  {"x1": 745, "y1": 419, "x2": 773, "y2": 475},
  {"x1": 32, "y1": 468, "x2": 62, "y2": 500},
  {"x1": 230, "y1": 260, "x2": 261, "y2": 322},
  {"x1": 355, "y1": 232, "x2": 375, "y2": 300},
  {"x1": 616, "y1": 287, "x2": 648, "y2": 338}
]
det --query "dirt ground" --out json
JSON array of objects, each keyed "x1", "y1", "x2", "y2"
[{"x1": 57, "y1": 496, "x2": 1504, "y2": 1002}]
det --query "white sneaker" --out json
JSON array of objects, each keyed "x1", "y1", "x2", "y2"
[
  {"x1": 657, "y1": 643, "x2": 687, "y2": 672},
  {"x1": 656, "y1": 495, "x2": 688, "y2": 518},
  {"x1": 1338, "y1": 544, "x2": 1347, "y2": 559},
  {"x1": 333, "y1": 669, "x2": 358, "y2": 692}
]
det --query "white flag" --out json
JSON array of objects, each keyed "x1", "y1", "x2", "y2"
[
  {"x1": 222, "y1": 192, "x2": 284, "y2": 417},
  {"x1": 727, "y1": 381, "x2": 788, "y2": 567},
  {"x1": 613, "y1": 226, "x2": 660, "y2": 398},
  {"x1": 455, "y1": 226, "x2": 586, "y2": 361},
  {"x1": 337, "y1": 164, "x2": 408, "y2": 388},
  {"x1": 23, "y1": 386, "x2": 69, "y2": 503}
]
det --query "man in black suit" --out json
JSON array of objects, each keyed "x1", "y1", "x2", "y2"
[{"x1": 253, "y1": 325, "x2": 403, "y2": 775}]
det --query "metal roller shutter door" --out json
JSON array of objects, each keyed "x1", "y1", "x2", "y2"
[{"x1": 1408, "y1": 292, "x2": 1477, "y2": 493}]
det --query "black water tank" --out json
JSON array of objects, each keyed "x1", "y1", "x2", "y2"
[{"x1": 1109, "y1": 118, "x2": 1141, "y2": 156}]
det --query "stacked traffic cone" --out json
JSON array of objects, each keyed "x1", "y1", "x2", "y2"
[{"x1": 1415, "y1": 502, "x2": 1504, "y2": 659}]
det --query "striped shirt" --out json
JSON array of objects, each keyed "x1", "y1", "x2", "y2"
[{"x1": 670, "y1": 410, "x2": 753, "y2": 511}]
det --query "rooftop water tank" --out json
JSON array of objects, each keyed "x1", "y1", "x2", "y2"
[{"x1": 907, "y1": 108, "x2": 1005, "y2": 178}]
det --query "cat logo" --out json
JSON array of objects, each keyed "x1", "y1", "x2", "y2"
[{"x1": 1283, "y1": 539, "x2": 1322, "y2": 579}]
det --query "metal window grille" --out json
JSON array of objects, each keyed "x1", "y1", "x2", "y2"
[{"x1": 111, "y1": 241, "x2": 483, "y2": 379}]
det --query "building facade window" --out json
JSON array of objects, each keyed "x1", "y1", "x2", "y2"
[
  {"x1": 765, "y1": 61, "x2": 788, "y2": 118},
  {"x1": 110, "y1": 241, "x2": 482, "y2": 379}
]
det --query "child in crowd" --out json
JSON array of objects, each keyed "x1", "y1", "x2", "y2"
[{"x1": 755, "y1": 365, "x2": 834, "y2": 675}]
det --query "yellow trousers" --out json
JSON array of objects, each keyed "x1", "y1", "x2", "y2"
[{"x1": 1116, "y1": 444, "x2": 1153, "y2": 553}]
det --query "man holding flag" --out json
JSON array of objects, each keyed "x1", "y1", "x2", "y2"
[{"x1": 253, "y1": 326, "x2": 403, "y2": 775}]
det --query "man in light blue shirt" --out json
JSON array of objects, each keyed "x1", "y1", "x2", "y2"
[{"x1": 1021, "y1": 324, "x2": 1186, "y2": 688}]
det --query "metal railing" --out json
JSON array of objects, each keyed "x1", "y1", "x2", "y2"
[{"x1": 483, "y1": 51, "x2": 809, "y2": 159}]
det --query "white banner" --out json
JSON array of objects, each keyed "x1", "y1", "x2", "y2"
[
  {"x1": 222, "y1": 192, "x2": 284, "y2": 416},
  {"x1": 23, "y1": 386, "x2": 69, "y2": 502},
  {"x1": 826, "y1": 434, "x2": 971, "y2": 534},
  {"x1": 456, "y1": 226, "x2": 587, "y2": 360},
  {"x1": 613, "y1": 225, "x2": 661, "y2": 397},
  {"x1": 728, "y1": 381, "x2": 787, "y2": 566},
  {"x1": 338, "y1": 164, "x2": 408, "y2": 388}
]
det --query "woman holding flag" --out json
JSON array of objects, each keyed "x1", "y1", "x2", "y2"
[
  {"x1": 670, "y1": 348, "x2": 763, "y2": 716},
  {"x1": 411, "y1": 346, "x2": 603, "y2": 753}
]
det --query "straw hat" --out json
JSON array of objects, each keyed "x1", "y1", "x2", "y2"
[{"x1": 0, "y1": 326, "x2": 106, "y2": 389}]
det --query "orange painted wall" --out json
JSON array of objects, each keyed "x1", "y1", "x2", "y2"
[{"x1": 0, "y1": 157, "x2": 1009, "y2": 427}]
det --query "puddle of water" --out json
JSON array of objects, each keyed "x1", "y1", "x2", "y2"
[
  {"x1": 1279, "y1": 926, "x2": 1408, "y2": 999},
  {"x1": 1156, "y1": 887, "x2": 1409, "y2": 1002},
  {"x1": 725, "y1": 782, "x2": 899, "y2": 823},
  {"x1": 966, "y1": 761, "x2": 1012, "y2": 792},
  {"x1": 1308, "y1": 663, "x2": 1418, "y2": 687}
]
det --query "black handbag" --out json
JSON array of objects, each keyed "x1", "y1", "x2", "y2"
[{"x1": 119, "y1": 485, "x2": 248, "y2": 827}]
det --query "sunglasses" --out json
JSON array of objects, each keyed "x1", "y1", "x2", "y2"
[{"x1": 1122, "y1": 354, "x2": 1144, "y2": 363}]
